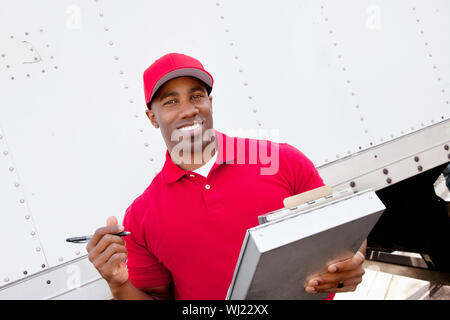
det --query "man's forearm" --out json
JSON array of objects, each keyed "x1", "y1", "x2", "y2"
[{"x1": 109, "y1": 280, "x2": 166, "y2": 300}]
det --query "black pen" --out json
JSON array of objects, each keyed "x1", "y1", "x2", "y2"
[{"x1": 66, "y1": 231, "x2": 131, "y2": 244}]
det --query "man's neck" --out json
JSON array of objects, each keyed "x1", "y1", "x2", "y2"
[{"x1": 169, "y1": 134, "x2": 218, "y2": 171}]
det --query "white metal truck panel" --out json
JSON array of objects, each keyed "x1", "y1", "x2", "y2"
[{"x1": 0, "y1": 0, "x2": 449, "y2": 298}]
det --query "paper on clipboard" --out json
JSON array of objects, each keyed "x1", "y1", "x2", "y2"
[{"x1": 226, "y1": 188, "x2": 385, "y2": 300}]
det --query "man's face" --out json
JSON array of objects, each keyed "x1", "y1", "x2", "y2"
[{"x1": 146, "y1": 76, "x2": 214, "y2": 156}]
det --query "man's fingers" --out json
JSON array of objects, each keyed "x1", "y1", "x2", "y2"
[
  {"x1": 327, "y1": 251, "x2": 365, "y2": 273},
  {"x1": 86, "y1": 224, "x2": 124, "y2": 252},
  {"x1": 92, "y1": 242, "x2": 127, "y2": 270},
  {"x1": 307, "y1": 268, "x2": 365, "y2": 287},
  {"x1": 106, "y1": 216, "x2": 118, "y2": 226},
  {"x1": 308, "y1": 276, "x2": 363, "y2": 293},
  {"x1": 87, "y1": 233, "x2": 125, "y2": 262}
]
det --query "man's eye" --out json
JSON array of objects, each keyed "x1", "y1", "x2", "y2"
[
  {"x1": 192, "y1": 94, "x2": 203, "y2": 99},
  {"x1": 164, "y1": 99, "x2": 176, "y2": 105}
]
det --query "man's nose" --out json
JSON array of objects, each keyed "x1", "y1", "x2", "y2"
[{"x1": 179, "y1": 101, "x2": 200, "y2": 118}]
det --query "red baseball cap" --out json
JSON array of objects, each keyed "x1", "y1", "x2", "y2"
[{"x1": 143, "y1": 53, "x2": 214, "y2": 109}]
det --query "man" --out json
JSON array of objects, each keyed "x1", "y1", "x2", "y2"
[{"x1": 86, "y1": 53, "x2": 366, "y2": 300}]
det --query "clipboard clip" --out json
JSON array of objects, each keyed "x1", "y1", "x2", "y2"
[{"x1": 258, "y1": 186, "x2": 354, "y2": 224}]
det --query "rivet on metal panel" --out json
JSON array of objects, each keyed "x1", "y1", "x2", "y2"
[
  {"x1": 46, "y1": 280, "x2": 51, "y2": 284},
  {"x1": 234, "y1": 56, "x2": 238, "y2": 59},
  {"x1": 25, "y1": 32, "x2": 29, "y2": 36},
  {"x1": 41, "y1": 69, "x2": 45, "y2": 73},
  {"x1": 26, "y1": 74, "x2": 30, "y2": 77},
  {"x1": 383, "y1": 168, "x2": 388, "y2": 175},
  {"x1": 444, "y1": 145, "x2": 449, "y2": 151},
  {"x1": 253, "y1": 109, "x2": 257, "y2": 113},
  {"x1": 114, "y1": 56, "x2": 119, "y2": 61},
  {"x1": 36, "y1": 247, "x2": 41, "y2": 252},
  {"x1": 336, "y1": 154, "x2": 340, "y2": 158},
  {"x1": 347, "y1": 150, "x2": 351, "y2": 155},
  {"x1": 58, "y1": 257, "x2": 64, "y2": 262},
  {"x1": 1, "y1": 54, "x2": 5, "y2": 58},
  {"x1": 324, "y1": 159, "x2": 329, "y2": 163},
  {"x1": 23, "y1": 271, "x2": 28, "y2": 275},
  {"x1": 19, "y1": 199, "x2": 25, "y2": 204},
  {"x1": 225, "y1": 29, "x2": 229, "y2": 32},
  {"x1": 229, "y1": 42, "x2": 234, "y2": 46},
  {"x1": 350, "y1": 181, "x2": 356, "y2": 188},
  {"x1": 355, "y1": 105, "x2": 359, "y2": 109},
  {"x1": 324, "y1": 18, "x2": 328, "y2": 22},
  {"x1": 342, "y1": 67, "x2": 346, "y2": 71},
  {"x1": 358, "y1": 146, "x2": 362, "y2": 150},
  {"x1": 243, "y1": 82, "x2": 248, "y2": 86},
  {"x1": 386, "y1": 178, "x2": 392, "y2": 184},
  {"x1": 41, "y1": 264, "x2": 46, "y2": 268},
  {"x1": 129, "y1": 99, "x2": 134, "y2": 104},
  {"x1": 14, "y1": 183, "x2": 19, "y2": 187},
  {"x1": 414, "y1": 156, "x2": 419, "y2": 162},
  {"x1": 144, "y1": 143, "x2": 149, "y2": 147},
  {"x1": 216, "y1": 2, "x2": 220, "y2": 6},
  {"x1": 6, "y1": 65, "x2": 10, "y2": 69},
  {"x1": 329, "y1": 30, "x2": 333, "y2": 34},
  {"x1": 134, "y1": 114, "x2": 138, "y2": 118},
  {"x1": 149, "y1": 157, "x2": 154, "y2": 162},
  {"x1": 104, "y1": 27, "x2": 109, "y2": 31},
  {"x1": 338, "y1": 55, "x2": 342, "y2": 59},
  {"x1": 124, "y1": 84, "x2": 128, "y2": 89},
  {"x1": 75, "y1": 251, "x2": 80, "y2": 256},
  {"x1": 220, "y1": 16, "x2": 224, "y2": 20},
  {"x1": 10, "y1": 77, "x2": 14, "y2": 80},
  {"x1": 248, "y1": 96, "x2": 252, "y2": 100},
  {"x1": 99, "y1": 12, "x2": 104, "y2": 17},
  {"x1": 30, "y1": 231, "x2": 35, "y2": 236},
  {"x1": 417, "y1": 165, "x2": 423, "y2": 172},
  {"x1": 139, "y1": 128, "x2": 144, "y2": 133}
]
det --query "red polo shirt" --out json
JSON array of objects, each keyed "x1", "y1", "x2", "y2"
[{"x1": 123, "y1": 130, "x2": 334, "y2": 300}]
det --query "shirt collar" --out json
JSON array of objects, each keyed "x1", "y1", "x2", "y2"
[{"x1": 161, "y1": 129, "x2": 237, "y2": 184}]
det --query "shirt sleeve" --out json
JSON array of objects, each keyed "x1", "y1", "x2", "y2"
[
  {"x1": 122, "y1": 202, "x2": 172, "y2": 289},
  {"x1": 279, "y1": 143, "x2": 325, "y2": 194}
]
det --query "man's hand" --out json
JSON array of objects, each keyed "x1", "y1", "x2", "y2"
[
  {"x1": 86, "y1": 216, "x2": 129, "y2": 291},
  {"x1": 304, "y1": 250, "x2": 366, "y2": 294}
]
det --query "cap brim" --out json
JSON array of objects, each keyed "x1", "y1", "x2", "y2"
[{"x1": 149, "y1": 67, "x2": 213, "y2": 103}]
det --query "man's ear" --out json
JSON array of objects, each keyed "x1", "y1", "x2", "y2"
[{"x1": 145, "y1": 108, "x2": 159, "y2": 128}]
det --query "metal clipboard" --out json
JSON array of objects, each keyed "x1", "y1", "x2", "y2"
[{"x1": 226, "y1": 187, "x2": 385, "y2": 300}]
